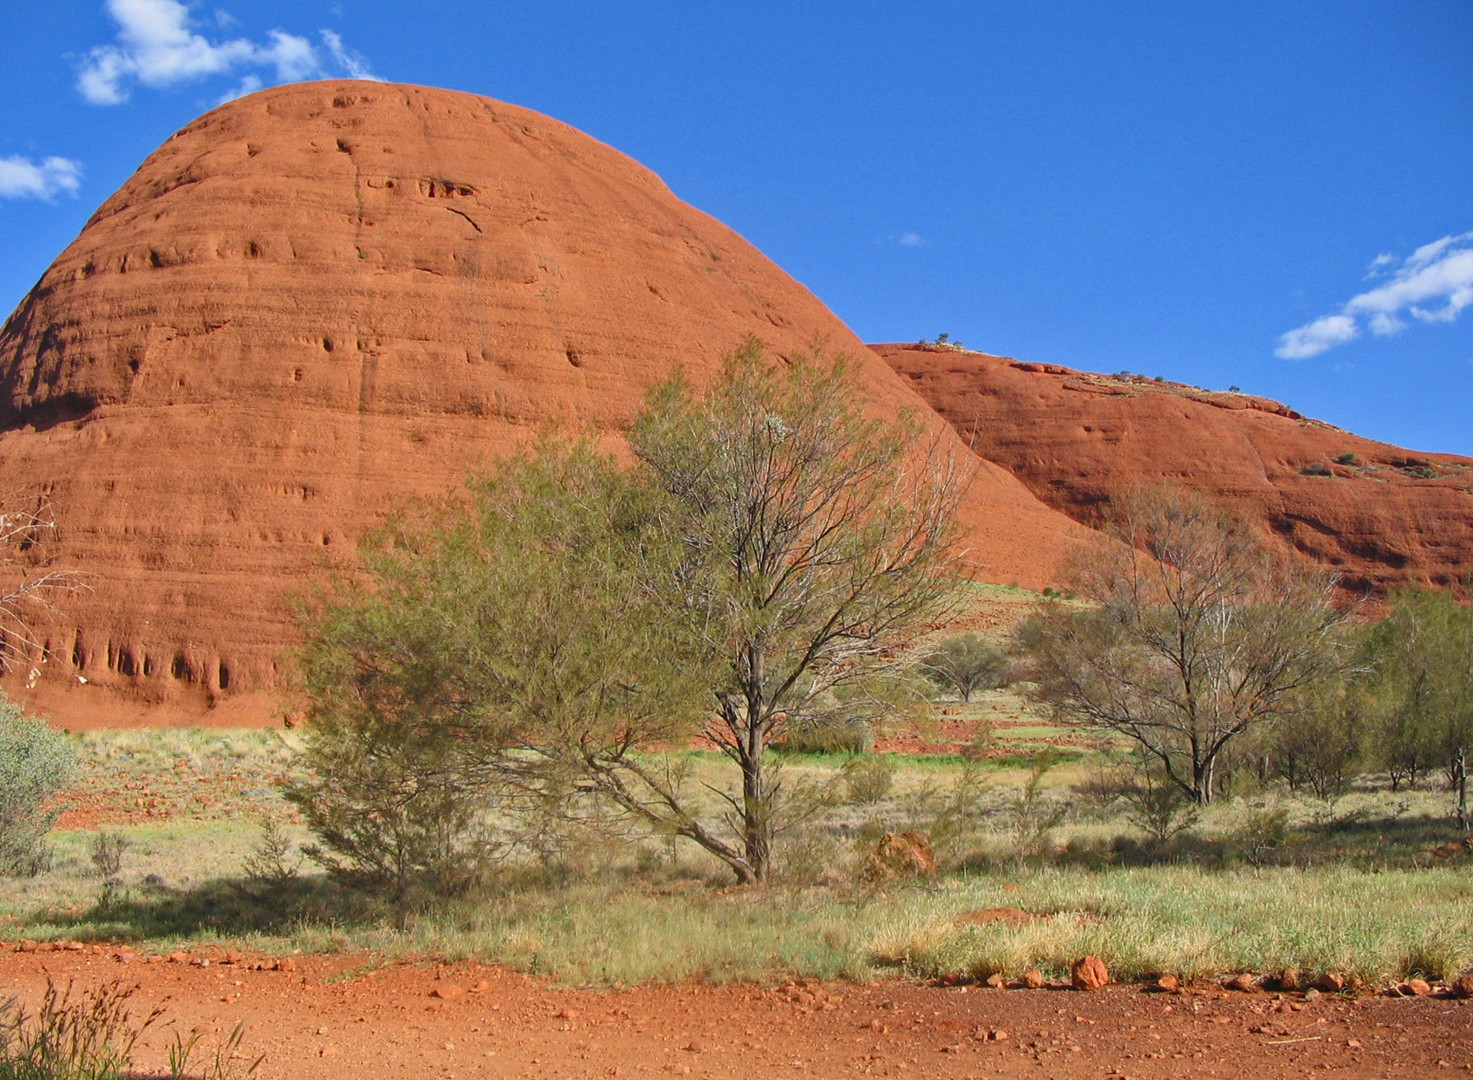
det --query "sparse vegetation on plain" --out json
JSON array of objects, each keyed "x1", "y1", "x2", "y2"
[{"x1": 2, "y1": 703, "x2": 1471, "y2": 989}]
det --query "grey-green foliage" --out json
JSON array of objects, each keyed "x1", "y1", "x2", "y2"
[
  {"x1": 917, "y1": 633, "x2": 1007, "y2": 702},
  {"x1": 288, "y1": 438, "x2": 715, "y2": 904},
  {"x1": 1360, "y1": 588, "x2": 1473, "y2": 823},
  {"x1": 1269, "y1": 677, "x2": 1369, "y2": 801},
  {"x1": 630, "y1": 338, "x2": 963, "y2": 882},
  {"x1": 0, "y1": 693, "x2": 77, "y2": 876}
]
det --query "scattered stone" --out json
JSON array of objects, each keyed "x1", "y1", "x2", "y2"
[
  {"x1": 554, "y1": 1008, "x2": 579, "y2": 1020},
  {"x1": 1404, "y1": 979, "x2": 1433, "y2": 997},
  {"x1": 167, "y1": 952, "x2": 189, "y2": 964},
  {"x1": 1023, "y1": 970, "x2": 1045, "y2": 990},
  {"x1": 1303, "y1": 988, "x2": 1321, "y2": 1002},
  {"x1": 1451, "y1": 972, "x2": 1473, "y2": 999},
  {"x1": 472, "y1": 980, "x2": 491, "y2": 994},
  {"x1": 431, "y1": 985, "x2": 466, "y2": 1000},
  {"x1": 1071, "y1": 956, "x2": 1109, "y2": 991},
  {"x1": 987, "y1": 1029, "x2": 1009, "y2": 1042},
  {"x1": 1276, "y1": 968, "x2": 1301, "y2": 992},
  {"x1": 984, "y1": 973, "x2": 1007, "y2": 989},
  {"x1": 866, "y1": 831, "x2": 937, "y2": 880},
  {"x1": 683, "y1": 1039, "x2": 704, "y2": 1053},
  {"x1": 1155, "y1": 974, "x2": 1180, "y2": 993},
  {"x1": 1315, "y1": 972, "x2": 1347, "y2": 993},
  {"x1": 1224, "y1": 973, "x2": 1258, "y2": 993}
]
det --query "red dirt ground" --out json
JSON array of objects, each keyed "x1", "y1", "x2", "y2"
[{"x1": 1, "y1": 946, "x2": 1468, "y2": 1079}]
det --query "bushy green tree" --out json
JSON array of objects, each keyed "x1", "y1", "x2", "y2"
[
  {"x1": 289, "y1": 439, "x2": 715, "y2": 903},
  {"x1": 1017, "y1": 489, "x2": 1341, "y2": 804},
  {"x1": 917, "y1": 633, "x2": 1008, "y2": 702},
  {"x1": 1360, "y1": 588, "x2": 1473, "y2": 826},
  {"x1": 0, "y1": 693, "x2": 78, "y2": 875}
]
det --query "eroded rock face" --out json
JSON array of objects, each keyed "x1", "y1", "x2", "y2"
[
  {"x1": 0, "y1": 82, "x2": 1085, "y2": 725},
  {"x1": 877, "y1": 344, "x2": 1473, "y2": 595}
]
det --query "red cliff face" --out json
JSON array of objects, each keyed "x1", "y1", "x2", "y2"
[
  {"x1": 0, "y1": 82, "x2": 1086, "y2": 726},
  {"x1": 877, "y1": 343, "x2": 1473, "y2": 596}
]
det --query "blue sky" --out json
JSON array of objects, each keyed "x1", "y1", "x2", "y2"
[{"x1": 3, "y1": 1, "x2": 1470, "y2": 454}]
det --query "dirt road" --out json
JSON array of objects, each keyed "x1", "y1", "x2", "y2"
[{"x1": 1, "y1": 946, "x2": 1468, "y2": 1078}]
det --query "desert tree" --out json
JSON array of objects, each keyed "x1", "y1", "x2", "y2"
[
  {"x1": 1016, "y1": 488, "x2": 1341, "y2": 804},
  {"x1": 917, "y1": 633, "x2": 1008, "y2": 702},
  {"x1": 288, "y1": 438, "x2": 717, "y2": 903},
  {"x1": 1360, "y1": 587, "x2": 1473, "y2": 827},
  {"x1": 629, "y1": 339, "x2": 965, "y2": 882}
]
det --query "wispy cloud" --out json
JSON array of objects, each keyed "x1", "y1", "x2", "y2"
[
  {"x1": 0, "y1": 155, "x2": 83, "y2": 200},
  {"x1": 898, "y1": 231, "x2": 925, "y2": 248},
  {"x1": 77, "y1": 0, "x2": 381, "y2": 105},
  {"x1": 1276, "y1": 231, "x2": 1473, "y2": 359}
]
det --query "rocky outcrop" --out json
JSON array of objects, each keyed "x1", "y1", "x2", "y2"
[
  {"x1": 877, "y1": 343, "x2": 1473, "y2": 595},
  {"x1": 0, "y1": 82, "x2": 1086, "y2": 726}
]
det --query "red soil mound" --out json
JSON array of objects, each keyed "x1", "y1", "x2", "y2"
[
  {"x1": 0, "y1": 82, "x2": 1085, "y2": 727},
  {"x1": 877, "y1": 343, "x2": 1473, "y2": 595}
]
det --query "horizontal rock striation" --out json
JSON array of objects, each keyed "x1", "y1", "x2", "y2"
[{"x1": 878, "y1": 343, "x2": 1473, "y2": 596}]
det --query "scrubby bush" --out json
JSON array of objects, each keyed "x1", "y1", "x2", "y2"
[
  {"x1": 917, "y1": 634, "x2": 1008, "y2": 703},
  {"x1": 0, "y1": 693, "x2": 77, "y2": 876}
]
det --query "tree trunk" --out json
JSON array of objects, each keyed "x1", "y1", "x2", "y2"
[
  {"x1": 738, "y1": 647, "x2": 773, "y2": 883},
  {"x1": 739, "y1": 745, "x2": 772, "y2": 882},
  {"x1": 1456, "y1": 746, "x2": 1468, "y2": 834},
  {"x1": 1194, "y1": 755, "x2": 1215, "y2": 805}
]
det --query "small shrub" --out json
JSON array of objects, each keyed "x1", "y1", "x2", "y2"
[
  {"x1": 841, "y1": 754, "x2": 896, "y2": 804},
  {"x1": 1002, "y1": 752, "x2": 1068, "y2": 858},
  {"x1": 1117, "y1": 764, "x2": 1199, "y2": 844},
  {"x1": 90, "y1": 833, "x2": 130, "y2": 910},
  {"x1": 0, "y1": 695, "x2": 78, "y2": 876},
  {"x1": 1334, "y1": 452, "x2": 1359, "y2": 466},
  {"x1": 917, "y1": 635, "x2": 1008, "y2": 703},
  {"x1": 1299, "y1": 461, "x2": 1333, "y2": 477},
  {"x1": 778, "y1": 718, "x2": 874, "y2": 755},
  {"x1": 1230, "y1": 801, "x2": 1290, "y2": 868},
  {"x1": 241, "y1": 818, "x2": 301, "y2": 892},
  {"x1": 960, "y1": 719, "x2": 996, "y2": 763}
]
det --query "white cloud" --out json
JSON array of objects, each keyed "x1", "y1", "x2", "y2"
[
  {"x1": 1364, "y1": 252, "x2": 1395, "y2": 278},
  {"x1": 898, "y1": 231, "x2": 924, "y2": 248},
  {"x1": 1276, "y1": 231, "x2": 1473, "y2": 359},
  {"x1": 1275, "y1": 314, "x2": 1358, "y2": 360},
  {"x1": 77, "y1": 0, "x2": 381, "y2": 105},
  {"x1": 0, "y1": 156, "x2": 83, "y2": 200}
]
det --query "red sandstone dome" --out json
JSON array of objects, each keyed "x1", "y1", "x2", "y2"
[
  {"x1": 0, "y1": 81, "x2": 1085, "y2": 726},
  {"x1": 877, "y1": 343, "x2": 1473, "y2": 596}
]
